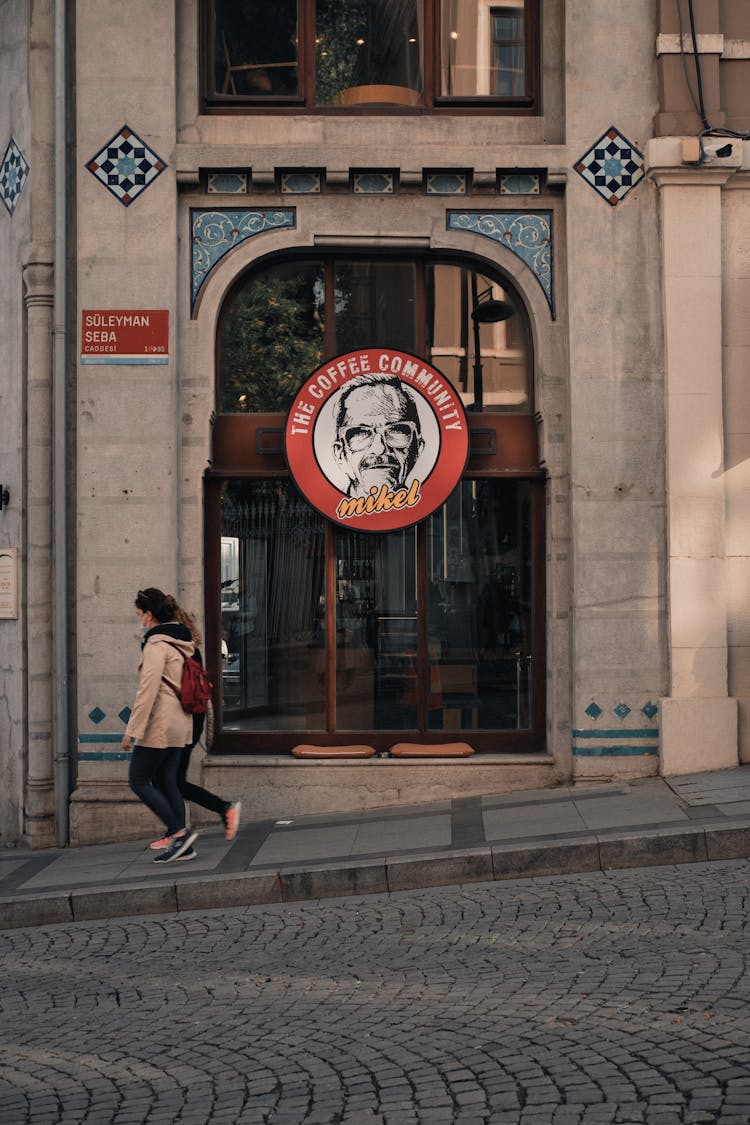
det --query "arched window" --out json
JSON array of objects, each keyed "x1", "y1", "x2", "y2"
[{"x1": 206, "y1": 252, "x2": 545, "y2": 754}]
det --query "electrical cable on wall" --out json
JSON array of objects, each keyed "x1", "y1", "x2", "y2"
[{"x1": 676, "y1": 0, "x2": 750, "y2": 159}]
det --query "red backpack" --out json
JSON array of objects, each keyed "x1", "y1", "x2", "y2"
[{"x1": 162, "y1": 643, "x2": 212, "y2": 715}]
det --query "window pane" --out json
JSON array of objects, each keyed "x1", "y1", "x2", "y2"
[
  {"x1": 213, "y1": 0, "x2": 299, "y2": 97},
  {"x1": 335, "y1": 527, "x2": 418, "y2": 730},
  {"x1": 427, "y1": 480, "x2": 532, "y2": 730},
  {"x1": 316, "y1": 0, "x2": 423, "y2": 106},
  {"x1": 221, "y1": 480, "x2": 326, "y2": 731},
  {"x1": 219, "y1": 261, "x2": 324, "y2": 413},
  {"x1": 440, "y1": 1, "x2": 526, "y2": 97},
  {"x1": 334, "y1": 261, "x2": 416, "y2": 353},
  {"x1": 426, "y1": 264, "x2": 530, "y2": 412}
]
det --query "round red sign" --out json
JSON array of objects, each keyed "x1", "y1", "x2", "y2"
[{"x1": 285, "y1": 348, "x2": 469, "y2": 532}]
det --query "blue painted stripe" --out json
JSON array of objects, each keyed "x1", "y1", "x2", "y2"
[
  {"x1": 78, "y1": 733, "x2": 124, "y2": 743},
  {"x1": 81, "y1": 356, "x2": 168, "y2": 365},
  {"x1": 78, "y1": 751, "x2": 132, "y2": 761},
  {"x1": 574, "y1": 746, "x2": 658, "y2": 757},
  {"x1": 573, "y1": 728, "x2": 659, "y2": 739}
]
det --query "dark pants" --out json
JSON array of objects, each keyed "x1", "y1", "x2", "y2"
[
  {"x1": 129, "y1": 746, "x2": 185, "y2": 837},
  {"x1": 175, "y1": 745, "x2": 228, "y2": 818}
]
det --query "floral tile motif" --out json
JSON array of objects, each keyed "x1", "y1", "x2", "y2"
[
  {"x1": 191, "y1": 208, "x2": 296, "y2": 313},
  {"x1": 447, "y1": 210, "x2": 553, "y2": 316},
  {"x1": 574, "y1": 125, "x2": 644, "y2": 207},
  {"x1": 0, "y1": 137, "x2": 30, "y2": 215},
  {"x1": 85, "y1": 125, "x2": 167, "y2": 207}
]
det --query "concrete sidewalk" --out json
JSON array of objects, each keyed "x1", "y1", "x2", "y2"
[{"x1": 3, "y1": 765, "x2": 750, "y2": 930}]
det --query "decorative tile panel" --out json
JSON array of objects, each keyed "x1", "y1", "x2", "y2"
[
  {"x1": 447, "y1": 211, "x2": 553, "y2": 316},
  {"x1": 574, "y1": 694, "x2": 660, "y2": 756},
  {"x1": 499, "y1": 173, "x2": 540, "y2": 195},
  {"x1": 85, "y1": 125, "x2": 167, "y2": 207},
  {"x1": 574, "y1": 125, "x2": 644, "y2": 207},
  {"x1": 426, "y1": 172, "x2": 468, "y2": 195},
  {"x1": 352, "y1": 171, "x2": 395, "y2": 194},
  {"x1": 280, "y1": 171, "x2": 322, "y2": 194},
  {"x1": 191, "y1": 208, "x2": 296, "y2": 313},
  {"x1": 207, "y1": 172, "x2": 248, "y2": 194},
  {"x1": 0, "y1": 137, "x2": 30, "y2": 215}
]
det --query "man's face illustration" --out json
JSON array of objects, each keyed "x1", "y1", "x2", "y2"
[{"x1": 333, "y1": 385, "x2": 424, "y2": 497}]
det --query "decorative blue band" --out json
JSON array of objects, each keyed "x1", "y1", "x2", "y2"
[
  {"x1": 79, "y1": 733, "x2": 124, "y2": 743},
  {"x1": 79, "y1": 751, "x2": 133, "y2": 761},
  {"x1": 574, "y1": 746, "x2": 658, "y2": 757},
  {"x1": 191, "y1": 208, "x2": 296, "y2": 313},
  {"x1": 446, "y1": 211, "x2": 553, "y2": 316},
  {"x1": 573, "y1": 729, "x2": 658, "y2": 739}
]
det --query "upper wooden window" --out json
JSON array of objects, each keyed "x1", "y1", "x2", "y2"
[{"x1": 202, "y1": 0, "x2": 539, "y2": 113}]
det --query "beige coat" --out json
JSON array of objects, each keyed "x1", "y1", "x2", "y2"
[{"x1": 125, "y1": 634, "x2": 194, "y2": 749}]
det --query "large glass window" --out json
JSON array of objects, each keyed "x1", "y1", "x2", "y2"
[
  {"x1": 204, "y1": 0, "x2": 538, "y2": 112},
  {"x1": 219, "y1": 257, "x2": 531, "y2": 414},
  {"x1": 208, "y1": 251, "x2": 544, "y2": 754}
]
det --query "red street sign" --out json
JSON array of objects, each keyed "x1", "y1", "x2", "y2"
[
  {"x1": 285, "y1": 347, "x2": 469, "y2": 532},
  {"x1": 80, "y1": 309, "x2": 169, "y2": 364}
]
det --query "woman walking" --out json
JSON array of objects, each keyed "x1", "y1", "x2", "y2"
[
  {"x1": 121, "y1": 587, "x2": 199, "y2": 863},
  {"x1": 170, "y1": 604, "x2": 241, "y2": 841}
]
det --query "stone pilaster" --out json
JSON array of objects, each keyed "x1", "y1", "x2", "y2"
[
  {"x1": 22, "y1": 246, "x2": 57, "y2": 846},
  {"x1": 647, "y1": 138, "x2": 740, "y2": 775}
]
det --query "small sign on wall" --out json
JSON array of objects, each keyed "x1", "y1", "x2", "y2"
[
  {"x1": 81, "y1": 309, "x2": 169, "y2": 364},
  {"x1": 0, "y1": 548, "x2": 18, "y2": 619}
]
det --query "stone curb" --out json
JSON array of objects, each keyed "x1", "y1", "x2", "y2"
[{"x1": 2, "y1": 821, "x2": 749, "y2": 931}]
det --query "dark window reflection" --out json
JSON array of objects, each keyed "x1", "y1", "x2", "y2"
[
  {"x1": 221, "y1": 480, "x2": 326, "y2": 730},
  {"x1": 219, "y1": 261, "x2": 324, "y2": 413},
  {"x1": 427, "y1": 480, "x2": 532, "y2": 730},
  {"x1": 213, "y1": 0, "x2": 299, "y2": 97}
]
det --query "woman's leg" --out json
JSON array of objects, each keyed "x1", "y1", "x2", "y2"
[
  {"x1": 176, "y1": 746, "x2": 229, "y2": 817},
  {"x1": 129, "y1": 746, "x2": 185, "y2": 836}
]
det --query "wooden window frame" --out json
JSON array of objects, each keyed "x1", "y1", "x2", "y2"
[{"x1": 201, "y1": 0, "x2": 540, "y2": 116}]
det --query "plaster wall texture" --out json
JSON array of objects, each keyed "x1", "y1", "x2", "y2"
[
  {"x1": 724, "y1": 181, "x2": 750, "y2": 760},
  {"x1": 75, "y1": 0, "x2": 179, "y2": 753},
  {"x1": 564, "y1": 0, "x2": 668, "y2": 762},
  {"x1": 0, "y1": 0, "x2": 31, "y2": 841}
]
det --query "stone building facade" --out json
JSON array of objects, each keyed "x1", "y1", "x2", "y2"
[{"x1": 0, "y1": 0, "x2": 748, "y2": 847}]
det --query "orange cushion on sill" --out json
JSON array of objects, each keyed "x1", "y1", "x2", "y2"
[
  {"x1": 389, "y1": 742, "x2": 475, "y2": 758},
  {"x1": 292, "y1": 744, "x2": 376, "y2": 759}
]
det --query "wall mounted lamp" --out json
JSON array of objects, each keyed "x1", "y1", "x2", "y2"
[
  {"x1": 0, "y1": 486, "x2": 9, "y2": 510},
  {"x1": 470, "y1": 285, "x2": 514, "y2": 411}
]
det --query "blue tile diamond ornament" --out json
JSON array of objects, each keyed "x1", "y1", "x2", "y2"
[
  {"x1": 614, "y1": 702, "x2": 632, "y2": 720},
  {"x1": 86, "y1": 125, "x2": 167, "y2": 206},
  {"x1": 585, "y1": 702, "x2": 603, "y2": 720},
  {"x1": 0, "y1": 137, "x2": 30, "y2": 215},
  {"x1": 574, "y1": 126, "x2": 644, "y2": 207}
]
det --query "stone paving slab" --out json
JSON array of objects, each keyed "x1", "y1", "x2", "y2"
[{"x1": 3, "y1": 767, "x2": 750, "y2": 929}]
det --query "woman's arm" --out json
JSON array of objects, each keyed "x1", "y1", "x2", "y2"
[{"x1": 123, "y1": 641, "x2": 168, "y2": 746}]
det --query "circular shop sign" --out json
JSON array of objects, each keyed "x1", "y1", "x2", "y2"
[{"x1": 285, "y1": 347, "x2": 469, "y2": 532}]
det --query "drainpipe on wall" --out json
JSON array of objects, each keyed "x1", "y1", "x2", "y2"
[{"x1": 53, "y1": 0, "x2": 70, "y2": 847}]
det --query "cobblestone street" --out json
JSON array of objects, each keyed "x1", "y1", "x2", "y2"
[{"x1": 2, "y1": 860, "x2": 750, "y2": 1124}]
